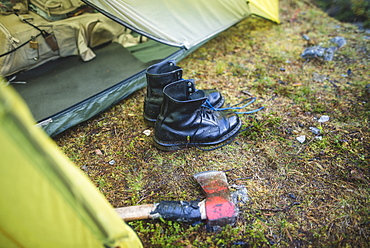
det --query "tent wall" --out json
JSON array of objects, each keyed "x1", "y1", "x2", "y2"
[
  {"x1": 84, "y1": 0, "x2": 253, "y2": 48},
  {"x1": 0, "y1": 81, "x2": 142, "y2": 247}
]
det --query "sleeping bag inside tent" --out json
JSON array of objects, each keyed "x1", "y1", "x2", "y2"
[
  {"x1": 0, "y1": 80, "x2": 143, "y2": 247},
  {"x1": 0, "y1": 0, "x2": 279, "y2": 137}
]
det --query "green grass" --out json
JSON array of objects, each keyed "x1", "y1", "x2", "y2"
[{"x1": 54, "y1": 0, "x2": 370, "y2": 246}]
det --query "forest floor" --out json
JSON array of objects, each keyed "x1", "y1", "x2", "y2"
[{"x1": 54, "y1": 0, "x2": 369, "y2": 247}]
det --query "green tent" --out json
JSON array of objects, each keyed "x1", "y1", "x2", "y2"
[
  {"x1": 0, "y1": 80, "x2": 143, "y2": 247},
  {"x1": 1, "y1": 0, "x2": 279, "y2": 137}
]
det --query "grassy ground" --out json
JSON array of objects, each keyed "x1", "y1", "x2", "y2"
[
  {"x1": 54, "y1": 0, "x2": 369, "y2": 247},
  {"x1": 313, "y1": 0, "x2": 370, "y2": 28}
]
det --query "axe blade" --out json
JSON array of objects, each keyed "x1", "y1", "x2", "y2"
[{"x1": 194, "y1": 171, "x2": 237, "y2": 226}]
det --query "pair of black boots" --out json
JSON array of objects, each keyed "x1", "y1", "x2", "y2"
[{"x1": 143, "y1": 60, "x2": 241, "y2": 151}]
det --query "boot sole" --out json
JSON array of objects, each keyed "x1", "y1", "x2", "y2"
[
  {"x1": 153, "y1": 120, "x2": 242, "y2": 151},
  {"x1": 143, "y1": 116, "x2": 156, "y2": 127}
]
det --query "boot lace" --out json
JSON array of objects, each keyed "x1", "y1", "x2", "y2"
[
  {"x1": 188, "y1": 97, "x2": 263, "y2": 151},
  {"x1": 202, "y1": 97, "x2": 264, "y2": 114}
]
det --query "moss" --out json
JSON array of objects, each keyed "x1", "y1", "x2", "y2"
[{"x1": 54, "y1": 0, "x2": 370, "y2": 246}]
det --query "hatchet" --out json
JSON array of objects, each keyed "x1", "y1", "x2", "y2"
[{"x1": 115, "y1": 171, "x2": 239, "y2": 227}]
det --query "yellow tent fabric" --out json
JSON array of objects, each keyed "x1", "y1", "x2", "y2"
[
  {"x1": 249, "y1": 0, "x2": 280, "y2": 24},
  {"x1": 0, "y1": 81, "x2": 142, "y2": 247}
]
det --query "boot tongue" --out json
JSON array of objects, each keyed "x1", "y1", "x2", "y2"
[{"x1": 188, "y1": 90, "x2": 205, "y2": 100}]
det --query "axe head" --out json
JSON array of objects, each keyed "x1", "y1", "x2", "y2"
[{"x1": 194, "y1": 171, "x2": 237, "y2": 227}]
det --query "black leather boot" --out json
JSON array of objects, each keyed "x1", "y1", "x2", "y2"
[
  {"x1": 153, "y1": 79, "x2": 241, "y2": 151},
  {"x1": 144, "y1": 60, "x2": 224, "y2": 126}
]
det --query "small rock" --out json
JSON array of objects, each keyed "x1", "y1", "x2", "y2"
[
  {"x1": 288, "y1": 193, "x2": 297, "y2": 199},
  {"x1": 323, "y1": 46, "x2": 337, "y2": 61},
  {"x1": 242, "y1": 90, "x2": 253, "y2": 96},
  {"x1": 318, "y1": 115, "x2": 330, "y2": 123},
  {"x1": 330, "y1": 36, "x2": 346, "y2": 48},
  {"x1": 309, "y1": 127, "x2": 321, "y2": 135},
  {"x1": 315, "y1": 136, "x2": 323, "y2": 140},
  {"x1": 302, "y1": 34, "x2": 310, "y2": 41},
  {"x1": 108, "y1": 160, "x2": 116, "y2": 165},
  {"x1": 301, "y1": 46, "x2": 337, "y2": 61},
  {"x1": 231, "y1": 185, "x2": 249, "y2": 205},
  {"x1": 297, "y1": 135, "x2": 306, "y2": 143},
  {"x1": 94, "y1": 149, "x2": 103, "y2": 155},
  {"x1": 143, "y1": 129, "x2": 152, "y2": 136}
]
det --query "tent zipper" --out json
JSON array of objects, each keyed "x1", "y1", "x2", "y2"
[
  {"x1": 0, "y1": 22, "x2": 18, "y2": 76},
  {"x1": 0, "y1": 22, "x2": 20, "y2": 47},
  {"x1": 0, "y1": 22, "x2": 19, "y2": 60}
]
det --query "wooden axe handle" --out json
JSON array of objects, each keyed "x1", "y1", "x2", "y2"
[
  {"x1": 115, "y1": 204, "x2": 155, "y2": 221},
  {"x1": 115, "y1": 201, "x2": 205, "y2": 222}
]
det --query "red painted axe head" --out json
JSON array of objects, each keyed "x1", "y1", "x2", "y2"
[{"x1": 193, "y1": 171, "x2": 237, "y2": 227}]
